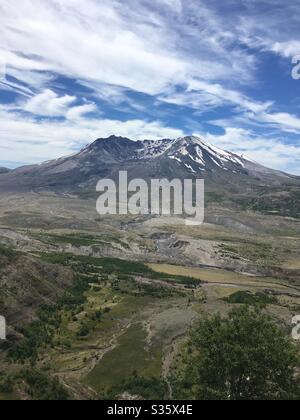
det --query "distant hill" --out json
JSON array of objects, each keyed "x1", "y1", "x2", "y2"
[{"x1": 0, "y1": 167, "x2": 11, "y2": 174}]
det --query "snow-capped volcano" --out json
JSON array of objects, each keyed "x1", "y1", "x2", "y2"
[
  {"x1": 0, "y1": 135, "x2": 298, "y2": 194},
  {"x1": 78, "y1": 135, "x2": 249, "y2": 170}
]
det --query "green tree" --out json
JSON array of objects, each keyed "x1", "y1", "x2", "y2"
[{"x1": 177, "y1": 306, "x2": 300, "y2": 400}]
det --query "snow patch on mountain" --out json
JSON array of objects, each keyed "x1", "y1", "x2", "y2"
[
  {"x1": 164, "y1": 136, "x2": 247, "y2": 173},
  {"x1": 135, "y1": 139, "x2": 177, "y2": 160}
]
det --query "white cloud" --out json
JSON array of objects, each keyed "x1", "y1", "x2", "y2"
[
  {"x1": 203, "y1": 127, "x2": 300, "y2": 175},
  {"x1": 160, "y1": 0, "x2": 183, "y2": 13},
  {"x1": 0, "y1": 0, "x2": 259, "y2": 99},
  {"x1": 66, "y1": 103, "x2": 97, "y2": 120},
  {"x1": 161, "y1": 80, "x2": 273, "y2": 114},
  {"x1": 0, "y1": 106, "x2": 184, "y2": 165},
  {"x1": 258, "y1": 112, "x2": 300, "y2": 133},
  {"x1": 0, "y1": 0, "x2": 187, "y2": 96},
  {"x1": 271, "y1": 41, "x2": 300, "y2": 58},
  {"x1": 233, "y1": 1, "x2": 300, "y2": 61},
  {"x1": 23, "y1": 90, "x2": 97, "y2": 119},
  {"x1": 24, "y1": 90, "x2": 76, "y2": 117}
]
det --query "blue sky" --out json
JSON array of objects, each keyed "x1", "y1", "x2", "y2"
[{"x1": 0, "y1": 0, "x2": 300, "y2": 174}]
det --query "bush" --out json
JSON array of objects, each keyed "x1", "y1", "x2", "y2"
[
  {"x1": 0, "y1": 375, "x2": 13, "y2": 393},
  {"x1": 174, "y1": 306, "x2": 300, "y2": 400},
  {"x1": 225, "y1": 291, "x2": 278, "y2": 306},
  {"x1": 20, "y1": 369, "x2": 69, "y2": 400}
]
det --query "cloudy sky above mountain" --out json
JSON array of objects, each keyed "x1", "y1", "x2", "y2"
[{"x1": 0, "y1": 0, "x2": 300, "y2": 173}]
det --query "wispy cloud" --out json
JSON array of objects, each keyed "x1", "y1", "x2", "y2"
[
  {"x1": 203, "y1": 127, "x2": 300, "y2": 175},
  {"x1": 0, "y1": 0, "x2": 300, "y2": 172},
  {"x1": 0, "y1": 0, "x2": 259, "y2": 96},
  {"x1": 0, "y1": 105, "x2": 184, "y2": 165}
]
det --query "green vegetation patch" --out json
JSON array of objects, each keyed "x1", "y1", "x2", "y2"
[
  {"x1": 8, "y1": 273, "x2": 92, "y2": 363},
  {"x1": 0, "y1": 370, "x2": 68, "y2": 401},
  {"x1": 84, "y1": 323, "x2": 164, "y2": 399},
  {"x1": 19, "y1": 369, "x2": 69, "y2": 400},
  {"x1": 38, "y1": 253, "x2": 200, "y2": 287},
  {"x1": 0, "y1": 244, "x2": 19, "y2": 268},
  {"x1": 32, "y1": 232, "x2": 130, "y2": 249},
  {"x1": 218, "y1": 241, "x2": 284, "y2": 267},
  {"x1": 205, "y1": 192, "x2": 225, "y2": 205},
  {"x1": 9, "y1": 253, "x2": 187, "y2": 364},
  {"x1": 224, "y1": 291, "x2": 278, "y2": 306},
  {"x1": 238, "y1": 186, "x2": 300, "y2": 219}
]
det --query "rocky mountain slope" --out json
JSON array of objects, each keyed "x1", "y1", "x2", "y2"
[
  {"x1": 0, "y1": 135, "x2": 299, "y2": 219},
  {"x1": 0, "y1": 168, "x2": 11, "y2": 175},
  {"x1": 0, "y1": 136, "x2": 298, "y2": 194},
  {"x1": 0, "y1": 244, "x2": 73, "y2": 327}
]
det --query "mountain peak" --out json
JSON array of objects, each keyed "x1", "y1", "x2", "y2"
[
  {"x1": 100, "y1": 135, "x2": 132, "y2": 142},
  {"x1": 0, "y1": 134, "x2": 296, "y2": 194},
  {"x1": 71, "y1": 135, "x2": 294, "y2": 179},
  {"x1": 177, "y1": 135, "x2": 207, "y2": 144},
  {"x1": 92, "y1": 135, "x2": 133, "y2": 147},
  {"x1": 165, "y1": 135, "x2": 248, "y2": 174}
]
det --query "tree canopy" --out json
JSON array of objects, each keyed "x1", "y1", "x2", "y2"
[{"x1": 175, "y1": 306, "x2": 300, "y2": 400}]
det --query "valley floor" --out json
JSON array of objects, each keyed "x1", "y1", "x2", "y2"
[{"x1": 0, "y1": 193, "x2": 300, "y2": 400}]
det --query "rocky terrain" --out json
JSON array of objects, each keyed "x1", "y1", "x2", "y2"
[{"x1": 0, "y1": 135, "x2": 299, "y2": 400}]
